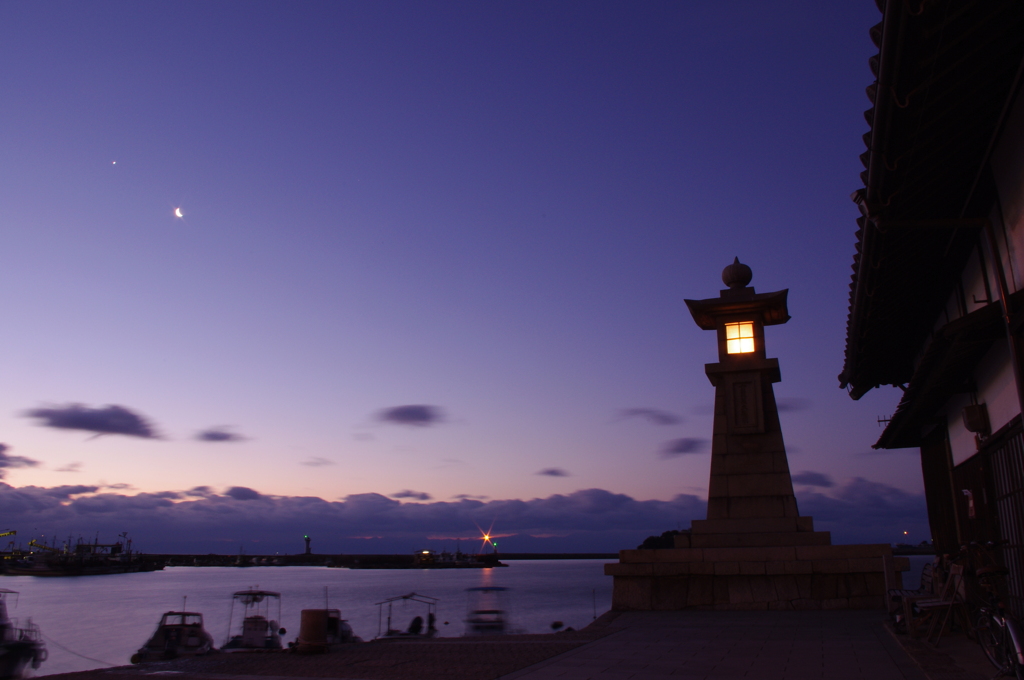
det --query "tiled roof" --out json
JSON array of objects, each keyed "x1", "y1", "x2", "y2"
[
  {"x1": 874, "y1": 297, "x2": 1008, "y2": 449},
  {"x1": 839, "y1": 0, "x2": 1024, "y2": 400}
]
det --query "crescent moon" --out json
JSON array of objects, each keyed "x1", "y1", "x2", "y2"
[{"x1": 174, "y1": 208, "x2": 184, "y2": 218}]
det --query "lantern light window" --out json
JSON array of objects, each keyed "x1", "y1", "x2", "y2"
[{"x1": 725, "y1": 322, "x2": 755, "y2": 354}]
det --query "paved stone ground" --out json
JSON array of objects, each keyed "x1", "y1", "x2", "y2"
[
  {"x1": 38, "y1": 620, "x2": 617, "y2": 680},
  {"x1": 503, "y1": 610, "x2": 928, "y2": 680},
  {"x1": 883, "y1": 626, "x2": 996, "y2": 680},
  {"x1": 36, "y1": 610, "x2": 999, "y2": 680}
]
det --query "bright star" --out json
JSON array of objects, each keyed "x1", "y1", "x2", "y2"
[{"x1": 174, "y1": 208, "x2": 184, "y2": 218}]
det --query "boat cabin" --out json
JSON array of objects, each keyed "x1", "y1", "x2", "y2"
[
  {"x1": 464, "y1": 586, "x2": 510, "y2": 635},
  {"x1": 223, "y1": 589, "x2": 284, "y2": 651}
]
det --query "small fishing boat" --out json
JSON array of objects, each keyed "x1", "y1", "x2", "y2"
[
  {"x1": 291, "y1": 609, "x2": 360, "y2": 652},
  {"x1": 4, "y1": 534, "x2": 163, "y2": 577},
  {"x1": 0, "y1": 589, "x2": 46, "y2": 679},
  {"x1": 131, "y1": 611, "x2": 215, "y2": 663},
  {"x1": 464, "y1": 586, "x2": 510, "y2": 635},
  {"x1": 222, "y1": 589, "x2": 285, "y2": 651},
  {"x1": 412, "y1": 549, "x2": 506, "y2": 568},
  {"x1": 375, "y1": 593, "x2": 438, "y2": 639}
]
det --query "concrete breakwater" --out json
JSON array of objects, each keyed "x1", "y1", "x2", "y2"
[{"x1": 147, "y1": 552, "x2": 615, "y2": 568}]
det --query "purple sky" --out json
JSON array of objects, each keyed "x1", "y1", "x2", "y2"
[{"x1": 0, "y1": 2, "x2": 925, "y2": 553}]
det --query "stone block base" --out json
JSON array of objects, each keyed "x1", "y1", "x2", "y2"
[{"x1": 604, "y1": 544, "x2": 909, "y2": 611}]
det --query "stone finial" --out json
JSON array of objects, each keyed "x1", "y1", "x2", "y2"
[{"x1": 722, "y1": 257, "x2": 752, "y2": 289}]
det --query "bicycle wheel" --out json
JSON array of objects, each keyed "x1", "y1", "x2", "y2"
[
  {"x1": 978, "y1": 611, "x2": 1009, "y2": 671},
  {"x1": 1006, "y1": 617, "x2": 1024, "y2": 680}
]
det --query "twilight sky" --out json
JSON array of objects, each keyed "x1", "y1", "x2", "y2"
[{"x1": 0, "y1": 2, "x2": 926, "y2": 553}]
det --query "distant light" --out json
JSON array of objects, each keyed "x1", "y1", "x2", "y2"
[
  {"x1": 903, "y1": 531, "x2": 908, "y2": 535},
  {"x1": 174, "y1": 208, "x2": 184, "y2": 218},
  {"x1": 422, "y1": 550, "x2": 430, "y2": 554},
  {"x1": 112, "y1": 161, "x2": 116, "y2": 165}
]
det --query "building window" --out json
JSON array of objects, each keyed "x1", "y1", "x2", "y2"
[{"x1": 725, "y1": 322, "x2": 754, "y2": 354}]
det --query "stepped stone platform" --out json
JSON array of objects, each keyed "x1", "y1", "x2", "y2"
[
  {"x1": 607, "y1": 543, "x2": 908, "y2": 611},
  {"x1": 605, "y1": 261, "x2": 909, "y2": 611}
]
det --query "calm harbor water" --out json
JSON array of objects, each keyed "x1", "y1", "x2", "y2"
[
  {"x1": 903, "y1": 555, "x2": 932, "y2": 590},
  {"x1": 2, "y1": 560, "x2": 613, "y2": 677}
]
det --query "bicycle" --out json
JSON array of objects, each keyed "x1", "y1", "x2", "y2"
[{"x1": 958, "y1": 543, "x2": 1024, "y2": 679}]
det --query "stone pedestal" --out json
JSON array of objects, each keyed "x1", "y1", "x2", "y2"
[
  {"x1": 605, "y1": 260, "x2": 909, "y2": 610},
  {"x1": 606, "y1": 544, "x2": 908, "y2": 611}
]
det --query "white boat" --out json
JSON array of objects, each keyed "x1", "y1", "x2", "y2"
[
  {"x1": 222, "y1": 589, "x2": 284, "y2": 651},
  {"x1": 131, "y1": 611, "x2": 215, "y2": 663},
  {"x1": 0, "y1": 589, "x2": 46, "y2": 679},
  {"x1": 375, "y1": 593, "x2": 438, "y2": 639},
  {"x1": 464, "y1": 586, "x2": 510, "y2": 635}
]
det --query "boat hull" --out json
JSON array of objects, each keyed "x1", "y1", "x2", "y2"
[
  {"x1": 131, "y1": 612, "x2": 215, "y2": 664},
  {"x1": 0, "y1": 640, "x2": 46, "y2": 680}
]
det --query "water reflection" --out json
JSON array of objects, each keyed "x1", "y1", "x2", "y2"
[{"x1": 4, "y1": 560, "x2": 612, "y2": 676}]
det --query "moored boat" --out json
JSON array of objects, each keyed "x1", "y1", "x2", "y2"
[
  {"x1": 0, "y1": 589, "x2": 46, "y2": 679},
  {"x1": 130, "y1": 611, "x2": 215, "y2": 663},
  {"x1": 464, "y1": 586, "x2": 510, "y2": 635},
  {"x1": 412, "y1": 549, "x2": 506, "y2": 568},
  {"x1": 291, "y1": 609, "x2": 360, "y2": 652},
  {"x1": 222, "y1": 589, "x2": 285, "y2": 651},
  {"x1": 3, "y1": 535, "x2": 163, "y2": 577},
  {"x1": 375, "y1": 593, "x2": 438, "y2": 639}
]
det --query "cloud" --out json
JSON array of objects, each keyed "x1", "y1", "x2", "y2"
[
  {"x1": 792, "y1": 471, "x2": 835, "y2": 487},
  {"x1": 195, "y1": 427, "x2": 246, "y2": 443},
  {"x1": 0, "y1": 485, "x2": 706, "y2": 553},
  {"x1": 376, "y1": 405, "x2": 444, "y2": 427},
  {"x1": 660, "y1": 438, "x2": 709, "y2": 456},
  {"x1": 390, "y1": 490, "x2": 433, "y2": 501},
  {"x1": 452, "y1": 494, "x2": 489, "y2": 500},
  {"x1": 618, "y1": 408, "x2": 682, "y2": 425},
  {"x1": 184, "y1": 486, "x2": 215, "y2": 498},
  {"x1": 225, "y1": 486, "x2": 263, "y2": 501},
  {"x1": 24, "y1": 404, "x2": 159, "y2": 439},
  {"x1": 776, "y1": 398, "x2": 812, "y2": 412},
  {"x1": 103, "y1": 482, "x2": 135, "y2": 491},
  {"x1": 799, "y1": 477, "x2": 929, "y2": 544},
  {"x1": 0, "y1": 444, "x2": 40, "y2": 479},
  {"x1": 43, "y1": 485, "x2": 100, "y2": 498},
  {"x1": 54, "y1": 462, "x2": 82, "y2": 473},
  {"x1": 536, "y1": 468, "x2": 570, "y2": 477},
  {"x1": 0, "y1": 479, "x2": 927, "y2": 553},
  {"x1": 301, "y1": 457, "x2": 335, "y2": 467}
]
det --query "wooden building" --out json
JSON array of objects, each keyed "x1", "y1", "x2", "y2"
[{"x1": 840, "y1": 0, "x2": 1024, "y2": 615}]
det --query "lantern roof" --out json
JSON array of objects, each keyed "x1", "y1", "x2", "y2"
[
  {"x1": 685, "y1": 260, "x2": 789, "y2": 330},
  {"x1": 685, "y1": 288, "x2": 790, "y2": 331}
]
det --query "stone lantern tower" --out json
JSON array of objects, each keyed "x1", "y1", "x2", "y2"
[
  {"x1": 682, "y1": 258, "x2": 824, "y2": 545},
  {"x1": 604, "y1": 260, "x2": 907, "y2": 610}
]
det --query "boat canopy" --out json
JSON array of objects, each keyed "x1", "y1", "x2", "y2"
[
  {"x1": 232, "y1": 590, "x2": 280, "y2": 605},
  {"x1": 374, "y1": 592, "x2": 438, "y2": 607}
]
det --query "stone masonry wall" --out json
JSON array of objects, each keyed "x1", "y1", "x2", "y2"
[{"x1": 605, "y1": 545, "x2": 908, "y2": 611}]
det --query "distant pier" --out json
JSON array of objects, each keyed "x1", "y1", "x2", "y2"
[{"x1": 144, "y1": 552, "x2": 617, "y2": 568}]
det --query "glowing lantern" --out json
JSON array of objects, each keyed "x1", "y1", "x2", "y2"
[{"x1": 725, "y1": 322, "x2": 755, "y2": 354}]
